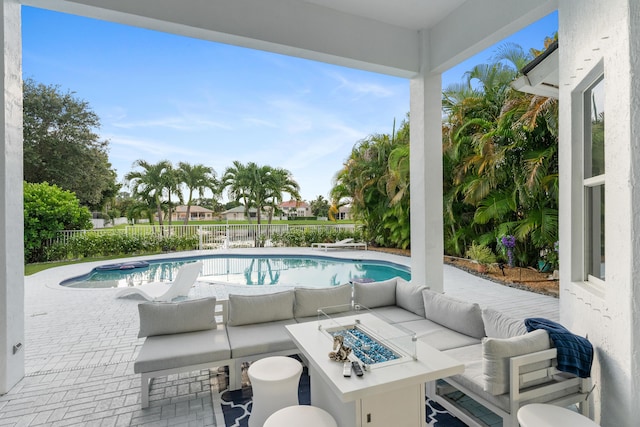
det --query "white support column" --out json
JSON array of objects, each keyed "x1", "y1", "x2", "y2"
[
  {"x1": 410, "y1": 31, "x2": 443, "y2": 292},
  {"x1": 0, "y1": 0, "x2": 24, "y2": 394}
]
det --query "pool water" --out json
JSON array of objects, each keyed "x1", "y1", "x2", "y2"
[{"x1": 61, "y1": 255, "x2": 411, "y2": 289}]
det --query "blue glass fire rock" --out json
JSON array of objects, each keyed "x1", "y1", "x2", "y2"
[{"x1": 331, "y1": 328, "x2": 399, "y2": 365}]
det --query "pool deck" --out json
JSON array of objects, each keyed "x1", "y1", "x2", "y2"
[{"x1": 1, "y1": 248, "x2": 559, "y2": 426}]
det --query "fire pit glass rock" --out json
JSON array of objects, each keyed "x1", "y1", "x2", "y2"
[{"x1": 330, "y1": 327, "x2": 399, "y2": 365}]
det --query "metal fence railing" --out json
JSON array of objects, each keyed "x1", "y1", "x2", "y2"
[{"x1": 47, "y1": 223, "x2": 358, "y2": 250}]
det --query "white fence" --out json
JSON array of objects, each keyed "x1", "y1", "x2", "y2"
[{"x1": 49, "y1": 223, "x2": 358, "y2": 250}]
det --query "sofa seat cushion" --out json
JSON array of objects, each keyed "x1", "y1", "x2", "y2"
[
  {"x1": 442, "y1": 342, "x2": 581, "y2": 414},
  {"x1": 227, "y1": 319, "x2": 298, "y2": 358},
  {"x1": 134, "y1": 327, "x2": 230, "y2": 374},
  {"x1": 368, "y1": 306, "x2": 425, "y2": 324},
  {"x1": 440, "y1": 344, "x2": 511, "y2": 411},
  {"x1": 398, "y1": 319, "x2": 481, "y2": 350}
]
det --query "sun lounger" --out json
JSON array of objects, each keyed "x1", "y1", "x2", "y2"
[
  {"x1": 116, "y1": 261, "x2": 202, "y2": 302},
  {"x1": 311, "y1": 238, "x2": 367, "y2": 251}
]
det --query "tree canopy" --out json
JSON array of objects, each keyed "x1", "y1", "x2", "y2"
[
  {"x1": 24, "y1": 181, "x2": 92, "y2": 263},
  {"x1": 331, "y1": 39, "x2": 560, "y2": 266},
  {"x1": 221, "y1": 161, "x2": 301, "y2": 224},
  {"x1": 23, "y1": 79, "x2": 119, "y2": 210}
]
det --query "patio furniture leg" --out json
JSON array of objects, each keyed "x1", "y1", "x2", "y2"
[{"x1": 141, "y1": 374, "x2": 150, "y2": 408}]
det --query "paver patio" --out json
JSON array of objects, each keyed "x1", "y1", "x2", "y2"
[{"x1": 0, "y1": 248, "x2": 558, "y2": 426}]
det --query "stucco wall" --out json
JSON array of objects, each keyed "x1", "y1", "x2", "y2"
[{"x1": 558, "y1": 0, "x2": 638, "y2": 424}]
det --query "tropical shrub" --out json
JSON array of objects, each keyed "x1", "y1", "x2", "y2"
[
  {"x1": 24, "y1": 182, "x2": 92, "y2": 263},
  {"x1": 270, "y1": 228, "x2": 361, "y2": 247},
  {"x1": 466, "y1": 242, "x2": 497, "y2": 265}
]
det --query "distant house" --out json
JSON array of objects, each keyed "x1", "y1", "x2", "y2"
[
  {"x1": 170, "y1": 205, "x2": 215, "y2": 222},
  {"x1": 337, "y1": 204, "x2": 352, "y2": 220},
  {"x1": 220, "y1": 206, "x2": 267, "y2": 221},
  {"x1": 279, "y1": 200, "x2": 310, "y2": 217}
]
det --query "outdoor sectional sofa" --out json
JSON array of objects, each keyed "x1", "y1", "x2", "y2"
[{"x1": 133, "y1": 278, "x2": 591, "y2": 427}]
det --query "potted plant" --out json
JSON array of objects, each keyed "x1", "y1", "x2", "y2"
[{"x1": 466, "y1": 242, "x2": 497, "y2": 273}]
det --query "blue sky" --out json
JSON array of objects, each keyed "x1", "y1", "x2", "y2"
[{"x1": 22, "y1": 7, "x2": 557, "y2": 203}]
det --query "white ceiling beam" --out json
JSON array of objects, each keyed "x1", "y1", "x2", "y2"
[
  {"x1": 428, "y1": 0, "x2": 558, "y2": 73},
  {"x1": 25, "y1": 0, "x2": 421, "y2": 77}
]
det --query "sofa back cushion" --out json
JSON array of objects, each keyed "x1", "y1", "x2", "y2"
[
  {"x1": 422, "y1": 290, "x2": 485, "y2": 338},
  {"x1": 138, "y1": 297, "x2": 217, "y2": 338},
  {"x1": 482, "y1": 308, "x2": 527, "y2": 339},
  {"x1": 354, "y1": 277, "x2": 396, "y2": 308},
  {"x1": 228, "y1": 290, "x2": 295, "y2": 326},
  {"x1": 482, "y1": 329, "x2": 552, "y2": 395},
  {"x1": 294, "y1": 284, "x2": 352, "y2": 318},
  {"x1": 396, "y1": 278, "x2": 427, "y2": 317}
]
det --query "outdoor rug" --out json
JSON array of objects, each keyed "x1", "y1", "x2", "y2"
[{"x1": 213, "y1": 364, "x2": 468, "y2": 427}]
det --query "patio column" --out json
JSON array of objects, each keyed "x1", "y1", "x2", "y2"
[
  {"x1": 0, "y1": 0, "x2": 24, "y2": 394},
  {"x1": 410, "y1": 30, "x2": 443, "y2": 292}
]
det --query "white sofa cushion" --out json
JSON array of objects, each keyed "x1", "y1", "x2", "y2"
[
  {"x1": 482, "y1": 308, "x2": 527, "y2": 339},
  {"x1": 396, "y1": 278, "x2": 427, "y2": 317},
  {"x1": 483, "y1": 329, "x2": 552, "y2": 395},
  {"x1": 367, "y1": 306, "x2": 424, "y2": 324},
  {"x1": 353, "y1": 277, "x2": 396, "y2": 308},
  {"x1": 422, "y1": 290, "x2": 485, "y2": 339},
  {"x1": 138, "y1": 297, "x2": 217, "y2": 338},
  {"x1": 228, "y1": 290, "x2": 294, "y2": 326},
  {"x1": 134, "y1": 327, "x2": 230, "y2": 373},
  {"x1": 227, "y1": 319, "x2": 298, "y2": 358},
  {"x1": 294, "y1": 284, "x2": 352, "y2": 318},
  {"x1": 399, "y1": 318, "x2": 481, "y2": 350}
]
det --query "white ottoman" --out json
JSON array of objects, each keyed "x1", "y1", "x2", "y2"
[
  {"x1": 264, "y1": 405, "x2": 337, "y2": 427},
  {"x1": 248, "y1": 356, "x2": 303, "y2": 427},
  {"x1": 518, "y1": 404, "x2": 599, "y2": 427}
]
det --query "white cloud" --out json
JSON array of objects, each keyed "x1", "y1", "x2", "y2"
[
  {"x1": 112, "y1": 115, "x2": 232, "y2": 131},
  {"x1": 328, "y1": 71, "x2": 395, "y2": 98}
]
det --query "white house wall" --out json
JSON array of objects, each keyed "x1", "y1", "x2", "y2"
[{"x1": 558, "y1": 0, "x2": 639, "y2": 424}]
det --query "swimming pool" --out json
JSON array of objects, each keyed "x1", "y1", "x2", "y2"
[{"x1": 61, "y1": 255, "x2": 411, "y2": 289}]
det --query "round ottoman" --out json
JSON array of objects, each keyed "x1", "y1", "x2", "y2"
[
  {"x1": 248, "y1": 356, "x2": 303, "y2": 427},
  {"x1": 264, "y1": 405, "x2": 337, "y2": 427},
  {"x1": 518, "y1": 404, "x2": 599, "y2": 427}
]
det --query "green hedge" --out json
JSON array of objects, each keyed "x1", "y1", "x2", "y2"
[
  {"x1": 270, "y1": 227, "x2": 362, "y2": 247},
  {"x1": 43, "y1": 232, "x2": 199, "y2": 261}
]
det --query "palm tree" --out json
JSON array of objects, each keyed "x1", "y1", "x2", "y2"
[
  {"x1": 162, "y1": 164, "x2": 182, "y2": 226},
  {"x1": 263, "y1": 167, "x2": 301, "y2": 225},
  {"x1": 442, "y1": 40, "x2": 561, "y2": 263},
  {"x1": 125, "y1": 160, "x2": 173, "y2": 227},
  {"x1": 177, "y1": 162, "x2": 218, "y2": 225},
  {"x1": 221, "y1": 161, "x2": 254, "y2": 223}
]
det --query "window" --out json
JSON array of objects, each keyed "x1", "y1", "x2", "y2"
[{"x1": 583, "y1": 75, "x2": 605, "y2": 283}]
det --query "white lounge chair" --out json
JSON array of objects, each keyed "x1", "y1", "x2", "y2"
[
  {"x1": 115, "y1": 261, "x2": 203, "y2": 302},
  {"x1": 311, "y1": 238, "x2": 367, "y2": 251}
]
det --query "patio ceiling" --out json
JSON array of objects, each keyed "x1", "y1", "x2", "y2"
[{"x1": 25, "y1": 0, "x2": 557, "y2": 77}]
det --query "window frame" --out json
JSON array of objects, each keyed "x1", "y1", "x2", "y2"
[{"x1": 582, "y1": 73, "x2": 605, "y2": 286}]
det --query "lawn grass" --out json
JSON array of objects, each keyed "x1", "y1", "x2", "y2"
[{"x1": 24, "y1": 253, "x2": 161, "y2": 276}]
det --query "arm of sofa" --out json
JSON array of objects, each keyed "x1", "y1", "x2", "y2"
[{"x1": 509, "y1": 347, "x2": 591, "y2": 417}]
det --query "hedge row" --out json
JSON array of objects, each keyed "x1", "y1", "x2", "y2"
[
  {"x1": 43, "y1": 233, "x2": 199, "y2": 262},
  {"x1": 270, "y1": 227, "x2": 362, "y2": 247}
]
